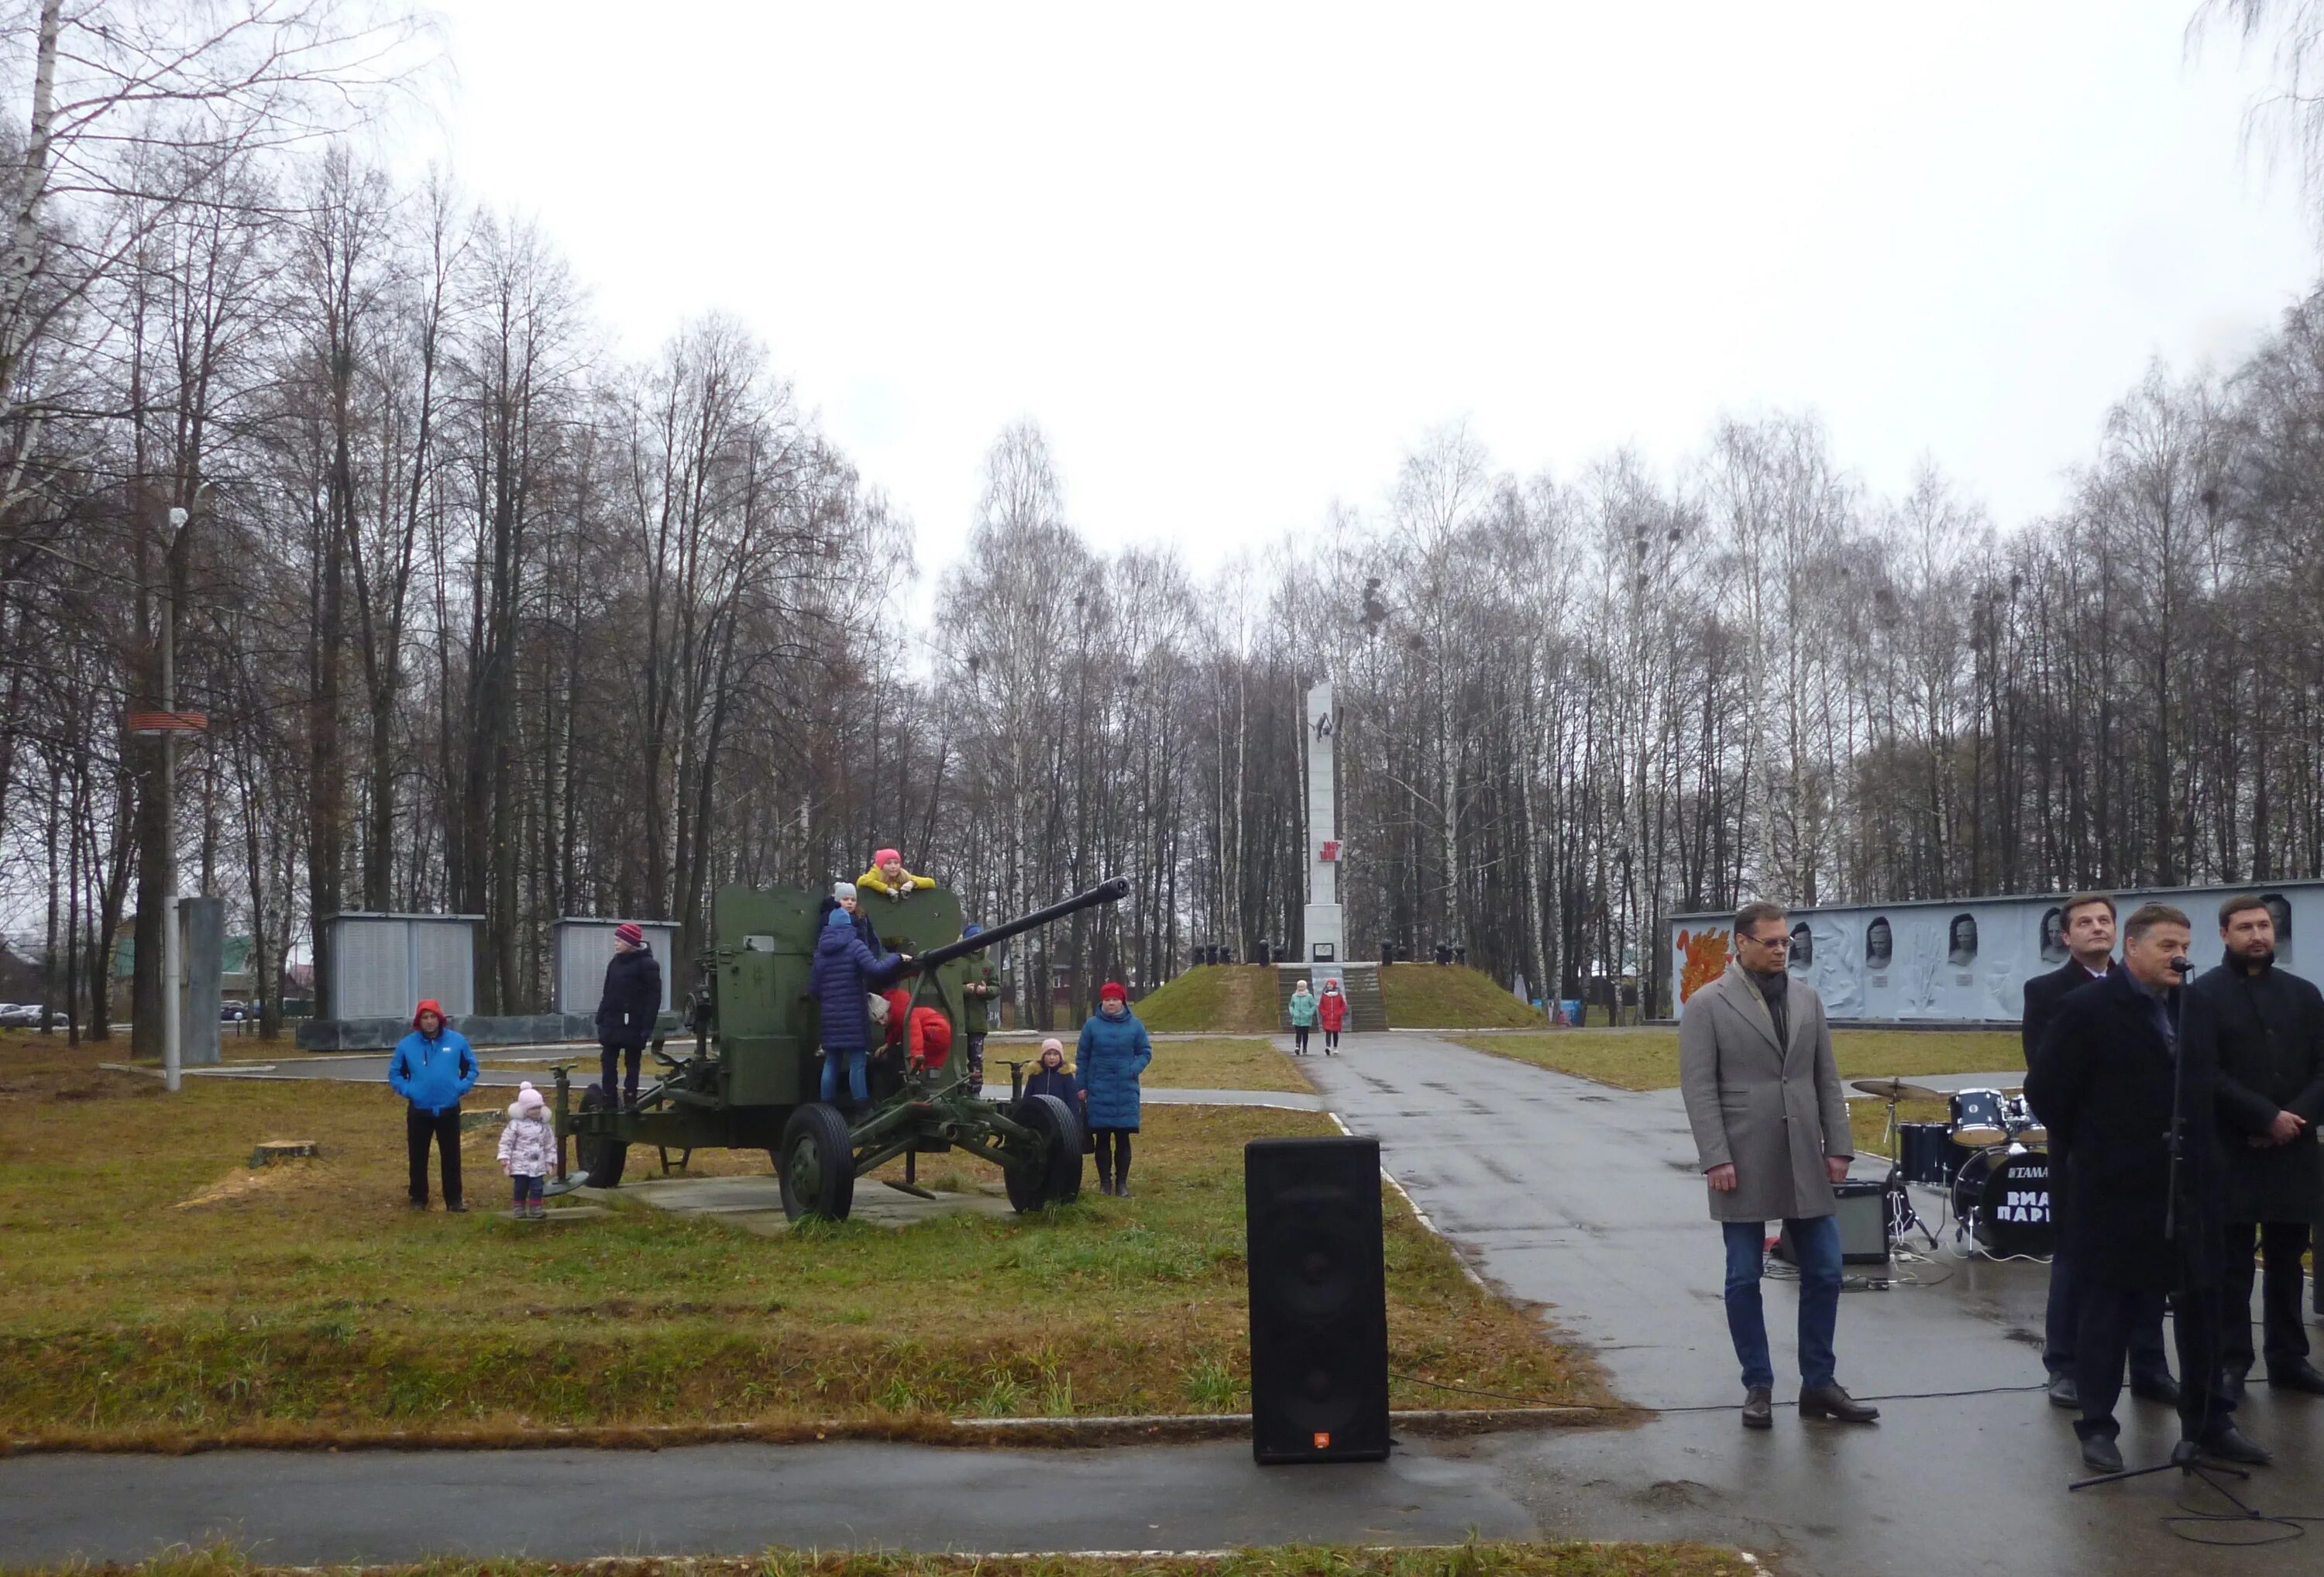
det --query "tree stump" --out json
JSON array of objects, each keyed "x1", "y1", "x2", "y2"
[{"x1": 249, "y1": 1139, "x2": 319, "y2": 1166}]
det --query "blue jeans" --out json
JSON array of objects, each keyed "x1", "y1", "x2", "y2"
[
  {"x1": 511, "y1": 1173, "x2": 544, "y2": 1206},
  {"x1": 1722, "y1": 1217, "x2": 1841, "y2": 1390},
  {"x1": 820, "y1": 1047, "x2": 868, "y2": 1105}
]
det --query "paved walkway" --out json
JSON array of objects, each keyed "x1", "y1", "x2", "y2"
[{"x1": 161, "y1": 1056, "x2": 1324, "y2": 1111}]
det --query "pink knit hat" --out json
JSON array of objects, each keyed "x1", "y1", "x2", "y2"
[{"x1": 614, "y1": 922, "x2": 645, "y2": 948}]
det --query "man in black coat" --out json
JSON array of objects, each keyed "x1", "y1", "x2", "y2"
[
  {"x1": 2193, "y1": 894, "x2": 2324, "y2": 1399},
  {"x1": 2021, "y1": 892, "x2": 2173, "y2": 1412},
  {"x1": 2025, "y1": 902, "x2": 2267, "y2": 1474},
  {"x1": 596, "y1": 922, "x2": 664, "y2": 1108}
]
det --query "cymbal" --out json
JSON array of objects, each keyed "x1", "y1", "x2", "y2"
[{"x1": 1851, "y1": 1077, "x2": 1946, "y2": 1101}]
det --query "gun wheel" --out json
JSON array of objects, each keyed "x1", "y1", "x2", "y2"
[
  {"x1": 778, "y1": 1102, "x2": 857, "y2": 1221},
  {"x1": 576, "y1": 1083, "x2": 628, "y2": 1188},
  {"x1": 1004, "y1": 1092, "x2": 1084, "y2": 1212}
]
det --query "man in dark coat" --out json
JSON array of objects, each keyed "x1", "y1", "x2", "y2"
[
  {"x1": 2027, "y1": 902, "x2": 2267, "y2": 1473},
  {"x1": 2021, "y1": 892, "x2": 2174, "y2": 1412},
  {"x1": 2193, "y1": 893, "x2": 2324, "y2": 1398},
  {"x1": 596, "y1": 922, "x2": 663, "y2": 1108}
]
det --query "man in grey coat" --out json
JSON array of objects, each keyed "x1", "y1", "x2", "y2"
[{"x1": 1680, "y1": 901, "x2": 1880, "y2": 1430}]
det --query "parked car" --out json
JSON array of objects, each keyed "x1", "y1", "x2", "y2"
[
  {"x1": 0, "y1": 1003, "x2": 45, "y2": 1026},
  {"x1": 219, "y1": 1001, "x2": 253, "y2": 1022}
]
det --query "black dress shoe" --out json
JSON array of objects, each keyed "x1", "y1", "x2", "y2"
[
  {"x1": 2130, "y1": 1373, "x2": 2181, "y2": 1407},
  {"x1": 1741, "y1": 1386, "x2": 1772, "y2": 1430},
  {"x1": 1798, "y1": 1383, "x2": 1880, "y2": 1424},
  {"x1": 2046, "y1": 1373, "x2": 2080, "y2": 1410},
  {"x1": 2079, "y1": 1435, "x2": 2125, "y2": 1473},
  {"x1": 445, "y1": 1201, "x2": 468, "y2": 1214},
  {"x1": 2266, "y1": 1362, "x2": 2324, "y2": 1396},
  {"x1": 2196, "y1": 1424, "x2": 2273, "y2": 1466}
]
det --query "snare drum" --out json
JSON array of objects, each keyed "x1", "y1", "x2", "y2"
[{"x1": 1948, "y1": 1087, "x2": 2009, "y2": 1149}]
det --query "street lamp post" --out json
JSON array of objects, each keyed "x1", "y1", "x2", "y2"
[{"x1": 160, "y1": 505, "x2": 185, "y2": 1092}]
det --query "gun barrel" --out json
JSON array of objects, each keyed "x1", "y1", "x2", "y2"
[{"x1": 914, "y1": 877, "x2": 1131, "y2": 971}]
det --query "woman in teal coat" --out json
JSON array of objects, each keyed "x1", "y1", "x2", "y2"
[
  {"x1": 1075, "y1": 981, "x2": 1153, "y2": 1196},
  {"x1": 1286, "y1": 979, "x2": 1318, "y2": 1055}
]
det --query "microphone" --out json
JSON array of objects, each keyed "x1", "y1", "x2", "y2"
[{"x1": 2168, "y1": 956, "x2": 2193, "y2": 977}]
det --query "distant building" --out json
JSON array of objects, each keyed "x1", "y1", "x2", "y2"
[{"x1": 1669, "y1": 879, "x2": 2324, "y2": 1025}]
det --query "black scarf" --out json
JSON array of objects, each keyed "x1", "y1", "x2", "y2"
[{"x1": 1750, "y1": 968, "x2": 1790, "y2": 1048}]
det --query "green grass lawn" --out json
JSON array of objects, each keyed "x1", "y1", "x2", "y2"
[
  {"x1": 1456, "y1": 1026, "x2": 2023, "y2": 1092},
  {"x1": 1380, "y1": 965, "x2": 1542, "y2": 1029},
  {"x1": 0, "y1": 1041, "x2": 1593, "y2": 1449},
  {"x1": 19, "y1": 1544, "x2": 1748, "y2": 1577},
  {"x1": 1137, "y1": 1036, "x2": 1314, "y2": 1093}
]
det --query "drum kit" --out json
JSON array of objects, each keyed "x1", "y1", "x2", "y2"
[{"x1": 1852, "y1": 1076, "x2": 2054, "y2": 1259}]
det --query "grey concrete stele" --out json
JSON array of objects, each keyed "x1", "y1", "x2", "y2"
[
  {"x1": 1669, "y1": 877, "x2": 2324, "y2": 1026},
  {"x1": 1302, "y1": 680, "x2": 1344, "y2": 965}
]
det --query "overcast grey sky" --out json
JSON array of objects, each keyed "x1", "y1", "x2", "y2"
[{"x1": 425, "y1": 2, "x2": 2317, "y2": 565}]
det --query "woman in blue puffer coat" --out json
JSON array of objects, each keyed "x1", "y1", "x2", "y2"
[
  {"x1": 810, "y1": 909, "x2": 911, "y2": 1112},
  {"x1": 1074, "y1": 981, "x2": 1153, "y2": 1197}
]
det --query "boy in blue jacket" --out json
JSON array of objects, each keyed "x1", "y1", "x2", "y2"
[
  {"x1": 389, "y1": 998, "x2": 480, "y2": 1211},
  {"x1": 810, "y1": 908, "x2": 912, "y2": 1115}
]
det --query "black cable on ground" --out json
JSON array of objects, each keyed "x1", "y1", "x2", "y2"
[
  {"x1": 2164, "y1": 1462, "x2": 2323, "y2": 1548},
  {"x1": 1388, "y1": 1370, "x2": 2048, "y2": 1414}
]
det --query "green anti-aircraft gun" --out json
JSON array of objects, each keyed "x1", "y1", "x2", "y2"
[{"x1": 550, "y1": 876, "x2": 1127, "y2": 1221}]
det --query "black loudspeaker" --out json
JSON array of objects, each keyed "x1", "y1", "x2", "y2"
[
  {"x1": 1245, "y1": 1136, "x2": 1391, "y2": 1464},
  {"x1": 1771, "y1": 1179, "x2": 1891, "y2": 1266}
]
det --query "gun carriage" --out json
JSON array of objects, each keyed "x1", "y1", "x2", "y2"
[{"x1": 552, "y1": 876, "x2": 1127, "y2": 1221}]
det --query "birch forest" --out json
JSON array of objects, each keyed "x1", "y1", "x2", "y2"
[{"x1": 8, "y1": 3, "x2": 2324, "y2": 1039}]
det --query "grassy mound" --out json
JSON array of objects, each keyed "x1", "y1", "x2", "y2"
[
  {"x1": 1380, "y1": 964, "x2": 1542, "y2": 1029},
  {"x1": 1133, "y1": 965, "x2": 1280, "y2": 1032}
]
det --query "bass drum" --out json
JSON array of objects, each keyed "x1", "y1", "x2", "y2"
[{"x1": 1951, "y1": 1146, "x2": 2053, "y2": 1257}]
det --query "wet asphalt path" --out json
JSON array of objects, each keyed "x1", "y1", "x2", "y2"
[
  {"x1": 1300, "y1": 1032, "x2": 2324, "y2": 1576},
  {"x1": 0, "y1": 1441, "x2": 1530, "y2": 1565}
]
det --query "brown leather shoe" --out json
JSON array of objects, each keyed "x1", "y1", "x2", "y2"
[
  {"x1": 1798, "y1": 1383, "x2": 1879, "y2": 1424},
  {"x1": 1741, "y1": 1386, "x2": 1773, "y2": 1430}
]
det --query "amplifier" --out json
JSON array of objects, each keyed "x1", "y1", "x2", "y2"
[{"x1": 1772, "y1": 1178, "x2": 1890, "y2": 1266}]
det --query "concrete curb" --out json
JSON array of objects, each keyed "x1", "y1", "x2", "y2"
[{"x1": 0, "y1": 1405, "x2": 1619, "y2": 1460}]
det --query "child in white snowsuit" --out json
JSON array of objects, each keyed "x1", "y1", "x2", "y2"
[{"x1": 497, "y1": 1081, "x2": 558, "y2": 1219}]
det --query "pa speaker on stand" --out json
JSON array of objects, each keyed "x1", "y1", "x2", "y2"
[{"x1": 1245, "y1": 1135, "x2": 1391, "y2": 1464}]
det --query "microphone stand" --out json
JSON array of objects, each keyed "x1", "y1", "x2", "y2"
[{"x1": 2071, "y1": 957, "x2": 2245, "y2": 1491}]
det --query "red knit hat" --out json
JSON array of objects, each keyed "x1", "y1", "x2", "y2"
[
  {"x1": 614, "y1": 922, "x2": 645, "y2": 948},
  {"x1": 1098, "y1": 981, "x2": 1128, "y2": 1004},
  {"x1": 412, "y1": 998, "x2": 445, "y2": 1029}
]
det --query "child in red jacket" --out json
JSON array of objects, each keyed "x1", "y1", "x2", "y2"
[{"x1": 1318, "y1": 977, "x2": 1348, "y2": 1053}]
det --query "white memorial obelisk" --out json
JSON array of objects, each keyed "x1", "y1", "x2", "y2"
[{"x1": 1304, "y1": 682, "x2": 1343, "y2": 963}]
